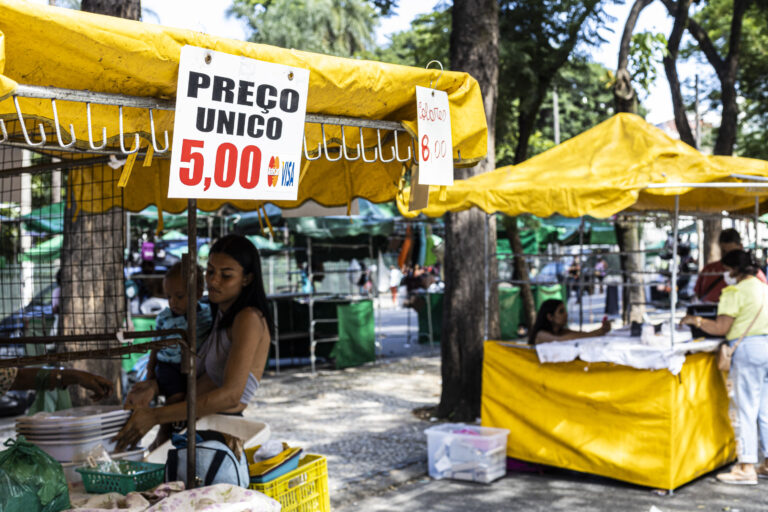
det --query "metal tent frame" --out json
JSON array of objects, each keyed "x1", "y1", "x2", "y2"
[{"x1": 0, "y1": 82, "x2": 418, "y2": 489}]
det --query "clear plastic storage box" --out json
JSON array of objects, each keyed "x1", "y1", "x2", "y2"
[{"x1": 425, "y1": 423, "x2": 509, "y2": 484}]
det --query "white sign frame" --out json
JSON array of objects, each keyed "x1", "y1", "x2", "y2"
[
  {"x1": 168, "y1": 46, "x2": 309, "y2": 201},
  {"x1": 415, "y1": 85, "x2": 453, "y2": 186}
]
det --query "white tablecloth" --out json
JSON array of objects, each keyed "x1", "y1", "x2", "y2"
[{"x1": 532, "y1": 329, "x2": 721, "y2": 375}]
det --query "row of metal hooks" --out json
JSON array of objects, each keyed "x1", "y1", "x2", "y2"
[{"x1": 1, "y1": 84, "x2": 415, "y2": 164}]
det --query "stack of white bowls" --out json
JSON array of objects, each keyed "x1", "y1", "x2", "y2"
[{"x1": 16, "y1": 405, "x2": 145, "y2": 483}]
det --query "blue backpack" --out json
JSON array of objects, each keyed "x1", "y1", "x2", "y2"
[{"x1": 165, "y1": 430, "x2": 249, "y2": 487}]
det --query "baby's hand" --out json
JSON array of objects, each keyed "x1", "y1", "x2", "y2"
[{"x1": 124, "y1": 380, "x2": 158, "y2": 410}]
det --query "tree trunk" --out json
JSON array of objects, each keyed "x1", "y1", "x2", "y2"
[
  {"x1": 60, "y1": 167, "x2": 125, "y2": 405},
  {"x1": 614, "y1": 219, "x2": 644, "y2": 324},
  {"x1": 611, "y1": 0, "x2": 652, "y2": 325},
  {"x1": 439, "y1": 0, "x2": 499, "y2": 422},
  {"x1": 502, "y1": 216, "x2": 535, "y2": 328},
  {"x1": 663, "y1": 0, "x2": 696, "y2": 148},
  {"x1": 81, "y1": 0, "x2": 141, "y2": 19},
  {"x1": 703, "y1": 219, "x2": 722, "y2": 264},
  {"x1": 59, "y1": 0, "x2": 140, "y2": 405}
]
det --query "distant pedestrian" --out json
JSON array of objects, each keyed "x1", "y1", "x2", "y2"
[
  {"x1": 595, "y1": 257, "x2": 607, "y2": 293},
  {"x1": 389, "y1": 266, "x2": 402, "y2": 305}
]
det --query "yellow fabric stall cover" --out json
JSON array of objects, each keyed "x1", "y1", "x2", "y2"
[
  {"x1": 0, "y1": 0, "x2": 488, "y2": 213},
  {"x1": 398, "y1": 113, "x2": 768, "y2": 218},
  {"x1": 481, "y1": 341, "x2": 735, "y2": 490}
]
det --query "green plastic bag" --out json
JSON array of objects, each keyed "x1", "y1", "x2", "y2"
[
  {"x1": 26, "y1": 369, "x2": 72, "y2": 415},
  {"x1": 0, "y1": 437, "x2": 70, "y2": 512}
]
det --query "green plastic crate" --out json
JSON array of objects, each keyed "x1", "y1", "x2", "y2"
[{"x1": 76, "y1": 461, "x2": 165, "y2": 494}]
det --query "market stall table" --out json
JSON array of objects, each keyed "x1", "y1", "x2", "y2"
[{"x1": 481, "y1": 338, "x2": 735, "y2": 490}]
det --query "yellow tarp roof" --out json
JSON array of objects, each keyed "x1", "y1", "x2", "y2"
[
  {"x1": 398, "y1": 113, "x2": 768, "y2": 219},
  {"x1": 0, "y1": 0, "x2": 487, "y2": 213}
]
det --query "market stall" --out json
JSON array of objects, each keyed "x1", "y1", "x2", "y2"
[
  {"x1": 398, "y1": 113, "x2": 768, "y2": 490},
  {"x1": 0, "y1": 0, "x2": 488, "y2": 503}
]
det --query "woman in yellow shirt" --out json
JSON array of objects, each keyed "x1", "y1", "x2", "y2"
[{"x1": 681, "y1": 249, "x2": 768, "y2": 485}]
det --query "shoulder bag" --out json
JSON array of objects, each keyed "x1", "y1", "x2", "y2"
[{"x1": 718, "y1": 303, "x2": 764, "y2": 372}]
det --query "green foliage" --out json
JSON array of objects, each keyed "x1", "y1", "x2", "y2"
[
  {"x1": 628, "y1": 31, "x2": 668, "y2": 97},
  {"x1": 228, "y1": 0, "x2": 379, "y2": 57},
  {"x1": 360, "y1": 3, "x2": 450, "y2": 67},
  {"x1": 496, "y1": 0, "x2": 618, "y2": 162},
  {"x1": 683, "y1": 0, "x2": 768, "y2": 158}
]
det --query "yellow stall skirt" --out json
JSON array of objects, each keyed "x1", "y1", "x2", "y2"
[{"x1": 481, "y1": 341, "x2": 736, "y2": 490}]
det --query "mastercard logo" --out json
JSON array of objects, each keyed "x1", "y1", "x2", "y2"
[{"x1": 267, "y1": 156, "x2": 280, "y2": 187}]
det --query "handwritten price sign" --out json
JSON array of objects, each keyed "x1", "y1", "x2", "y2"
[
  {"x1": 168, "y1": 46, "x2": 309, "y2": 200},
  {"x1": 415, "y1": 85, "x2": 453, "y2": 186}
]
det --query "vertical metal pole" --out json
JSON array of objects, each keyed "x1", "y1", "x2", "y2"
[
  {"x1": 755, "y1": 196, "x2": 760, "y2": 260},
  {"x1": 483, "y1": 213, "x2": 490, "y2": 342},
  {"x1": 185, "y1": 200, "x2": 198, "y2": 490},
  {"x1": 426, "y1": 290, "x2": 434, "y2": 348},
  {"x1": 553, "y1": 85, "x2": 560, "y2": 146},
  {"x1": 670, "y1": 196, "x2": 680, "y2": 349},
  {"x1": 578, "y1": 218, "x2": 585, "y2": 329},
  {"x1": 307, "y1": 237, "x2": 315, "y2": 374},
  {"x1": 694, "y1": 75, "x2": 701, "y2": 149},
  {"x1": 273, "y1": 300, "x2": 280, "y2": 375}
]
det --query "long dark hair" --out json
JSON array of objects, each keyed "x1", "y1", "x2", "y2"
[
  {"x1": 209, "y1": 234, "x2": 273, "y2": 335},
  {"x1": 528, "y1": 299, "x2": 564, "y2": 345},
  {"x1": 722, "y1": 249, "x2": 759, "y2": 277}
]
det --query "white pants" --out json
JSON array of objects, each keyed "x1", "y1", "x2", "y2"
[{"x1": 731, "y1": 336, "x2": 768, "y2": 463}]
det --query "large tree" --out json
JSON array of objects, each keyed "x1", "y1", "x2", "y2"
[
  {"x1": 59, "y1": 0, "x2": 141, "y2": 405},
  {"x1": 661, "y1": 0, "x2": 753, "y2": 263},
  {"x1": 438, "y1": 0, "x2": 499, "y2": 421},
  {"x1": 496, "y1": 0, "x2": 613, "y2": 328},
  {"x1": 229, "y1": 0, "x2": 378, "y2": 57}
]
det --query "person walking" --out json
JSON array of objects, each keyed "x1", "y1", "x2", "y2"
[{"x1": 681, "y1": 249, "x2": 768, "y2": 484}]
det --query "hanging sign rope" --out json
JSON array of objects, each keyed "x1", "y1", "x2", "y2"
[{"x1": 168, "y1": 46, "x2": 310, "y2": 201}]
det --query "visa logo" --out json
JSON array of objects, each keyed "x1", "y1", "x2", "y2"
[{"x1": 280, "y1": 161, "x2": 295, "y2": 187}]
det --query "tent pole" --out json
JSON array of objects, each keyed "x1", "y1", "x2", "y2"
[
  {"x1": 484, "y1": 213, "x2": 490, "y2": 342},
  {"x1": 578, "y1": 218, "x2": 585, "y2": 329},
  {"x1": 670, "y1": 196, "x2": 679, "y2": 349},
  {"x1": 185, "y1": 199, "x2": 198, "y2": 489},
  {"x1": 755, "y1": 196, "x2": 760, "y2": 260}
]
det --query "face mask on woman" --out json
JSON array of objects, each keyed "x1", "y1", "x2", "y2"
[{"x1": 723, "y1": 272, "x2": 739, "y2": 286}]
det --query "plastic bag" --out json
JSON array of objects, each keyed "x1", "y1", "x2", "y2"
[{"x1": 0, "y1": 437, "x2": 70, "y2": 512}]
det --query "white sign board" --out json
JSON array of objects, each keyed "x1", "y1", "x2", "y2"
[
  {"x1": 415, "y1": 85, "x2": 453, "y2": 186},
  {"x1": 168, "y1": 46, "x2": 309, "y2": 200}
]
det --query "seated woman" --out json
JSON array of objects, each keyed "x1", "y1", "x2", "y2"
[
  {"x1": 115, "y1": 234, "x2": 273, "y2": 450},
  {"x1": 528, "y1": 299, "x2": 611, "y2": 345}
]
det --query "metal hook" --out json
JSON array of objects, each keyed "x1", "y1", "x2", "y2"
[
  {"x1": 0, "y1": 119, "x2": 7, "y2": 143},
  {"x1": 13, "y1": 96, "x2": 46, "y2": 147},
  {"x1": 149, "y1": 108, "x2": 170, "y2": 154},
  {"x1": 340, "y1": 125, "x2": 361, "y2": 161},
  {"x1": 426, "y1": 60, "x2": 444, "y2": 90},
  {"x1": 321, "y1": 124, "x2": 342, "y2": 162},
  {"x1": 359, "y1": 127, "x2": 378, "y2": 163},
  {"x1": 51, "y1": 99, "x2": 76, "y2": 148},
  {"x1": 393, "y1": 130, "x2": 412, "y2": 162},
  {"x1": 118, "y1": 105, "x2": 140, "y2": 154},
  {"x1": 86, "y1": 102, "x2": 108, "y2": 150},
  {"x1": 303, "y1": 132, "x2": 322, "y2": 161},
  {"x1": 376, "y1": 129, "x2": 395, "y2": 164}
]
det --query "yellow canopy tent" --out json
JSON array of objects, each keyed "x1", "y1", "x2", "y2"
[
  {"x1": 397, "y1": 112, "x2": 768, "y2": 218},
  {"x1": 0, "y1": 0, "x2": 488, "y2": 214}
]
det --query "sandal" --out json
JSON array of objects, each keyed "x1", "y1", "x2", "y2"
[
  {"x1": 756, "y1": 464, "x2": 768, "y2": 479},
  {"x1": 716, "y1": 467, "x2": 758, "y2": 485}
]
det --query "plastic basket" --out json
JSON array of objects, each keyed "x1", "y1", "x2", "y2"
[
  {"x1": 249, "y1": 454, "x2": 330, "y2": 512},
  {"x1": 76, "y1": 461, "x2": 165, "y2": 494}
]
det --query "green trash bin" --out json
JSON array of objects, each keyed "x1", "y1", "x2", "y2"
[
  {"x1": 416, "y1": 292, "x2": 442, "y2": 344},
  {"x1": 499, "y1": 286, "x2": 522, "y2": 340},
  {"x1": 123, "y1": 316, "x2": 156, "y2": 373},
  {"x1": 331, "y1": 300, "x2": 375, "y2": 369},
  {"x1": 535, "y1": 284, "x2": 565, "y2": 310}
]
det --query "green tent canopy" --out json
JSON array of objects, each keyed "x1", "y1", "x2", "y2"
[{"x1": 20, "y1": 234, "x2": 62, "y2": 263}]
